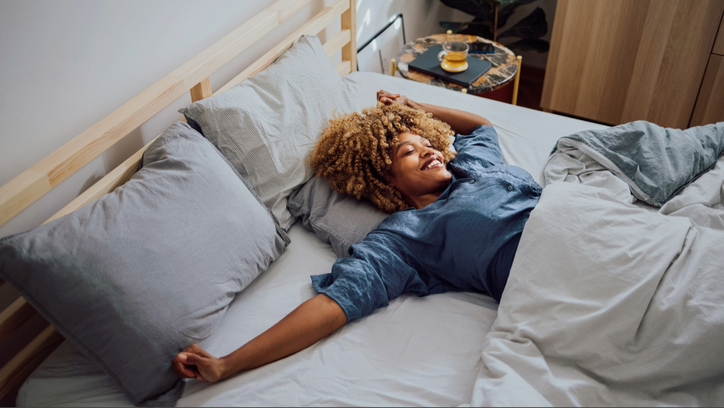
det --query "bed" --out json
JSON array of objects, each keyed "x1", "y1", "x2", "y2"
[{"x1": 2, "y1": 0, "x2": 724, "y2": 406}]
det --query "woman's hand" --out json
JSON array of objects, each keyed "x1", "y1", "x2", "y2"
[
  {"x1": 172, "y1": 344, "x2": 226, "y2": 383},
  {"x1": 377, "y1": 90, "x2": 409, "y2": 107},
  {"x1": 377, "y1": 89, "x2": 491, "y2": 134},
  {"x1": 170, "y1": 295, "x2": 347, "y2": 384}
]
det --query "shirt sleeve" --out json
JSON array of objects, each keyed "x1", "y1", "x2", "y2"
[
  {"x1": 452, "y1": 126, "x2": 504, "y2": 174},
  {"x1": 310, "y1": 231, "x2": 428, "y2": 322}
]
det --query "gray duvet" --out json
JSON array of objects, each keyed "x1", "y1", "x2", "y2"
[{"x1": 471, "y1": 121, "x2": 724, "y2": 406}]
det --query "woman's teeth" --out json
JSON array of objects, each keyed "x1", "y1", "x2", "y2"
[{"x1": 424, "y1": 159, "x2": 441, "y2": 170}]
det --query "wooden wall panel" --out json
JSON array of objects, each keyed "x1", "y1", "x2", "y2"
[
  {"x1": 690, "y1": 55, "x2": 724, "y2": 126},
  {"x1": 622, "y1": 0, "x2": 724, "y2": 127},
  {"x1": 714, "y1": 17, "x2": 724, "y2": 55},
  {"x1": 541, "y1": 0, "x2": 724, "y2": 128}
]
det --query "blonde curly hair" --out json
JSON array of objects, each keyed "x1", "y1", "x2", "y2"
[{"x1": 310, "y1": 103, "x2": 456, "y2": 213}]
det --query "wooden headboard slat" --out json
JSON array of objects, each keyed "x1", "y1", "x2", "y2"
[
  {"x1": 190, "y1": 78, "x2": 214, "y2": 103},
  {"x1": 341, "y1": 0, "x2": 357, "y2": 73},
  {"x1": 0, "y1": 0, "x2": 358, "y2": 401},
  {"x1": 0, "y1": 326, "x2": 64, "y2": 401},
  {"x1": 0, "y1": 0, "x2": 315, "y2": 230},
  {"x1": 0, "y1": 298, "x2": 35, "y2": 344},
  {"x1": 336, "y1": 61, "x2": 352, "y2": 76},
  {"x1": 323, "y1": 29, "x2": 352, "y2": 57},
  {"x1": 215, "y1": 0, "x2": 351, "y2": 96},
  {"x1": 43, "y1": 140, "x2": 156, "y2": 225}
]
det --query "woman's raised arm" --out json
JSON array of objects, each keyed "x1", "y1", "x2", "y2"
[
  {"x1": 172, "y1": 294, "x2": 347, "y2": 382},
  {"x1": 377, "y1": 90, "x2": 492, "y2": 135}
]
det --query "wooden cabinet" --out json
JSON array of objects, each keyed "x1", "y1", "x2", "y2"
[
  {"x1": 691, "y1": 55, "x2": 724, "y2": 126},
  {"x1": 541, "y1": 0, "x2": 724, "y2": 128},
  {"x1": 714, "y1": 21, "x2": 724, "y2": 56}
]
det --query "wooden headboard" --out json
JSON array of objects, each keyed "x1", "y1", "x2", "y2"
[{"x1": 0, "y1": 0, "x2": 357, "y2": 400}]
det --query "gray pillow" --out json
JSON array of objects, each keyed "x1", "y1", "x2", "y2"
[
  {"x1": 180, "y1": 35, "x2": 360, "y2": 231},
  {"x1": 288, "y1": 176, "x2": 388, "y2": 258},
  {"x1": 0, "y1": 122, "x2": 288, "y2": 406}
]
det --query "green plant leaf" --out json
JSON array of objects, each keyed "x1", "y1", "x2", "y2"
[
  {"x1": 504, "y1": 38, "x2": 550, "y2": 52},
  {"x1": 496, "y1": 0, "x2": 538, "y2": 29},
  {"x1": 497, "y1": 7, "x2": 548, "y2": 40},
  {"x1": 439, "y1": 0, "x2": 494, "y2": 19}
]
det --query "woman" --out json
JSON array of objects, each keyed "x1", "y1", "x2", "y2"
[{"x1": 172, "y1": 90, "x2": 541, "y2": 383}]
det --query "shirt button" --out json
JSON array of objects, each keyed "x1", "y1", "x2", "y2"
[
  {"x1": 507, "y1": 185, "x2": 514, "y2": 191},
  {"x1": 470, "y1": 180, "x2": 475, "y2": 184}
]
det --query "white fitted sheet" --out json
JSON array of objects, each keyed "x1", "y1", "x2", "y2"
[{"x1": 18, "y1": 72, "x2": 607, "y2": 407}]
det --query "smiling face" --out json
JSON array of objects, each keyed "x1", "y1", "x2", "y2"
[{"x1": 388, "y1": 132, "x2": 452, "y2": 209}]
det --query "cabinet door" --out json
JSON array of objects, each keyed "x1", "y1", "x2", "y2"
[
  {"x1": 690, "y1": 55, "x2": 724, "y2": 126},
  {"x1": 541, "y1": 0, "x2": 724, "y2": 128},
  {"x1": 713, "y1": 20, "x2": 724, "y2": 56}
]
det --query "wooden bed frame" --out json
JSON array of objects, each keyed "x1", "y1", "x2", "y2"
[{"x1": 0, "y1": 0, "x2": 356, "y2": 401}]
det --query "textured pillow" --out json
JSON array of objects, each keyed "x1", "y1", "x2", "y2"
[
  {"x1": 0, "y1": 123, "x2": 288, "y2": 406},
  {"x1": 180, "y1": 35, "x2": 360, "y2": 230},
  {"x1": 288, "y1": 176, "x2": 389, "y2": 258}
]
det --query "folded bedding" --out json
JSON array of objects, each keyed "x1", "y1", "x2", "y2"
[{"x1": 544, "y1": 120, "x2": 724, "y2": 206}]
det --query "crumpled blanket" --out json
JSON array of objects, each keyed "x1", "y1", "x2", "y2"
[{"x1": 471, "y1": 121, "x2": 724, "y2": 406}]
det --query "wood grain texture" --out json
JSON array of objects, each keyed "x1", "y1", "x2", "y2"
[
  {"x1": 0, "y1": 326, "x2": 64, "y2": 401},
  {"x1": 690, "y1": 55, "x2": 724, "y2": 126},
  {"x1": 0, "y1": 298, "x2": 35, "y2": 343},
  {"x1": 322, "y1": 29, "x2": 351, "y2": 58},
  {"x1": 512, "y1": 55, "x2": 522, "y2": 105},
  {"x1": 541, "y1": 0, "x2": 724, "y2": 128},
  {"x1": 0, "y1": 136, "x2": 155, "y2": 353},
  {"x1": 342, "y1": 0, "x2": 357, "y2": 72},
  {"x1": 43, "y1": 139, "x2": 154, "y2": 225},
  {"x1": 0, "y1": 0, "x2": 357, "y2": 397},
  {"x1": 190, "y1": 77, "x2": 213, "y2": 102},
  {"x1": 336, "y1": 60, "x2": 352, "y2": 76},
  {"x1": 0, "y1": 0, "x2": 314, "y2": 230},
  {"x1": 215, "y1": 0, "x2": 350, "y2": 96},
  {"x1": 714, "y1": 17, "x2": 724, "y2": 55}
]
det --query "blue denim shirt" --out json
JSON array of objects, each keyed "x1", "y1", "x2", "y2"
[{"x1": 311, "y1": 126, "x2": 541, "y2": 321}]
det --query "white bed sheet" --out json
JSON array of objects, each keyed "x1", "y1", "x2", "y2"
[{"x1": 18, "y1": 72, "x2": 606, "y2": 407}]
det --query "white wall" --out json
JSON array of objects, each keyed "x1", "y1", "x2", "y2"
[
  {"x1": 0, "y1": 0, "x2": 322, "y2": 237},
  {"x1": 0, "y1": 0, "x2": 474, "y2": 238},
  {"x1": 356, "y1": 0, "x2": 469, "y2": 46}
]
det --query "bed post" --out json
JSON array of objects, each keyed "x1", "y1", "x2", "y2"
[
  {"x1": 190, "y1": 78, "x2": 213, "y2": 102},
  {"x1": 342, "y1": 0, "x2": 357, "y2": 72}
]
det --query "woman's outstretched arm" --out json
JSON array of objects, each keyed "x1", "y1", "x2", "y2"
[
  {"x1": 172, "y1": 294, "x2": 347, "y2": 382},
  {"x1": 377, "y1": 90, "x2": 492, "y2": 135}
]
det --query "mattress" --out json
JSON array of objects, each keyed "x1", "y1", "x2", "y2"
[{"x1": 18, "y1": 72, "x2": 607, "y2": 407}]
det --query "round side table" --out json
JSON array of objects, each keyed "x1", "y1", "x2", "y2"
[{"x1": 396, "y1": 34, "x2": 519, "y2": 95}]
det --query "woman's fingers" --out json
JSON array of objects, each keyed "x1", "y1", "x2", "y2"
[
  {"x1": 184, "y1": 344, "x2": 214, "y2": 359},
  {"x1": 172, "y1": 353, "x2": 198, "y2": 379},
  {"x1": 173, "y1": 344, "x2": 218, "y2": 382},
  {"x1": 377, "y1": 90, "x2": 401, "y2": 105},
  {"x1": 174, "y1": 346, "x2": 225, "y2": 382}
]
